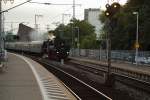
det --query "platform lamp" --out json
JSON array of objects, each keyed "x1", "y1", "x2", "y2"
[{"x1": 133, "y1": 11, "x2": 139, "y2": 66}]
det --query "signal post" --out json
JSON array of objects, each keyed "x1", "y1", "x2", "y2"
[{"x1": 104, "y1": 2, "x2": 121, "y2": 86}]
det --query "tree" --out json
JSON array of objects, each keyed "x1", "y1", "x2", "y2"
[
  {"x1": 53, "y1": 19, "x2": 97, "y2": 49},
  {"x1": 99, "y1": 0, "x2": 150, "y2": 50}
]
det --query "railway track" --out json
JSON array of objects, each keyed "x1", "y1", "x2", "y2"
[
  {"x1": 7, "y1": 51, "x2": 150, "y2": 99},
  {"x1": 29, "y1": 55, "x2": 112, "y2": 100},
  {"x1": 12, "y1": 52, "x2": 136, "y2": 99},
  {"x1": 67, "y1": 59, "x2": 150, "y2": 93}
]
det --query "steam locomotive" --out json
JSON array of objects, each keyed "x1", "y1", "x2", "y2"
[{"x1": 6, "y1": 37, "x2": 70, "y2": 60}]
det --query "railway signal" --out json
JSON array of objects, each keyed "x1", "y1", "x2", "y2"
[
  {"x1": 111, "y1": 2, "x2": 121, "y2": 14},
  {"x1": 105, "y1": 2, "x2": 121, "y2": 18},
  {"x1": 104, "y1": 2, "x2": 121, "y2": 86},
  {"x1": 105, "y1": 4, "x2": 112, "y2": 18}
]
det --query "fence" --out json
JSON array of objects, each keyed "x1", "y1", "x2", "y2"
[{"x1": 70, "y1": 48, "x2": 150, "y2": 64}]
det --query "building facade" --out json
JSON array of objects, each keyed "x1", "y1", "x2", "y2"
[{"x1": 84, "y1": 8, "x2": 103, "y2": 37}]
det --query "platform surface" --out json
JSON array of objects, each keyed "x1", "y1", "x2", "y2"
[{"x1": 0, "y1": 53, "x2": 43, "y2": 100}]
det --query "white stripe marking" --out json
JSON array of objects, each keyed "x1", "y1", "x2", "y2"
[{"x1": 46, "y1": 62, "x2": 112, "y2": 100}]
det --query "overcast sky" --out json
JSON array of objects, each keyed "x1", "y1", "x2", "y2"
[{"x1": 2, "y1": 0, "x2": 127, "y2": 33}]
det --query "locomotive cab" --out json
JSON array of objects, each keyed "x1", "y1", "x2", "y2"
[{"x1": 42, "y1": 38, "x2": 70, "y2": 61}]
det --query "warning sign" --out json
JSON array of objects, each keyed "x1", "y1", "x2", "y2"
[{"x1": 135, "y1": 42, "x2": 140, "y2": 48}]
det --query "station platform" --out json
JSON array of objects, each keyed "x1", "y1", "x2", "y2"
[
  {"x1": 0, "y1": 53, "x2": 76, "y2": 100},
  {"x1": 69, "y1": 56, "x2": 150, "y2": 76}
]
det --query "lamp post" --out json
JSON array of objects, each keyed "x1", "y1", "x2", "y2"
[
  {"x1": 133, "y1": 12, "x2": 139, "y2": 66},
  {"x1": 0, "y1": 1, "x2": 3, "y2": 61}
]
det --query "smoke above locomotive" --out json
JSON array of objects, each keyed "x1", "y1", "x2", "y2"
[
  {"x1": 6, "y1": 23, "x2": 70, "y2": 60},
  {"x1": 17, "y1": 23, "x2": 48, "y2": 41}
]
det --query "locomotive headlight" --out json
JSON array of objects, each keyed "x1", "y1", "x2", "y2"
[
  {"x1": 57, "y1": 52, "x2": 59, "y2": 54},
  {"x1": 67, "y1": 52, "x2": 69, "y2": 54}
]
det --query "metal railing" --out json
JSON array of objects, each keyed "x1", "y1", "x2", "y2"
[{"x1": 70, "y1": 48, "x2": 150, "y2": 64}]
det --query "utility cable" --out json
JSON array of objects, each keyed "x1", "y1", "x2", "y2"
[{"x1": 0, "y1": 0, "x2": 32, "y2": 14}]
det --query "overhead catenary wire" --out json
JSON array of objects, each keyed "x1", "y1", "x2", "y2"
[
  {"x1": 51, "y1": 7, "x2": 73, "y2": 25},
  {"x1": 51, "y1": 4, "x2": 82, "y2": 27},
  {"x1": 0, "y1": 0, "x2": 32, "y2": 14},
  {"x1": 29, "y1": 1, "x2": 81, "y2": 6}
]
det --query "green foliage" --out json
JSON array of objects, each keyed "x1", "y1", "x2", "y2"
[
  {"x1": 99, "y1": 11, "x2": 107, "y2": 23},
  {"x1": 53, "y1": 19, "x2": 97, "y2": 49},
  {"x1": 80, "y1": 33, "x2": 98, "y2": 49},
  {"x1": 99, "y1": 0, "x2": 150, "y2": 50}
]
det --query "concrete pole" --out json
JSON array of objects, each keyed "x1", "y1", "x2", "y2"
[
  {"x1": 0, "y1": 1, "x2": 3, "y2": 54},
  {"x1": 135, "y1": 13, "x2": 139, "y2": 66},
  {"x1": 133, "y1": 12, "x2": 139, "y2": 66},
  {"x1": 77, "y1": 27, "x2": 79, "y2": 50},
  {"x1": 11, "y1": 22, "x2": 13, "y2": 33},
  {"x1": 73, "y1": 0, "x2": 75, "y2": 20},
  {"x1": 35, "y1": 14, "x2": 37, "y2": 30},
  {"x1": 35, "y1": 14, "x2": 43, "y2": 32},
  {"x1": 105, "y1": 19, "x2": 112, "y2": 85},
  {"x1": 0, "y1": 1, "x2": 1, "y2": 33},
  {"x1": 2, "y1": 13, "x2": 5, "y2": 34},
  {"x1": 71, "y1": 0, "x2": 75, "y2": 56}
]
